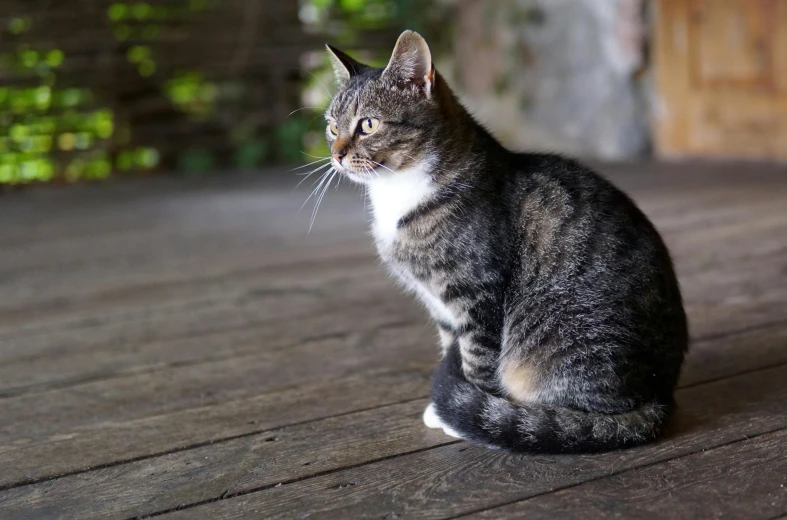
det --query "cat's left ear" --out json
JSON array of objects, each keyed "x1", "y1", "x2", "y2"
[
  {"x1": 382, "y1": 30, "x2": 435, "y2": 97},
  {"x1": 325, "y1": 44, "x2": 370, "y2": 84}
]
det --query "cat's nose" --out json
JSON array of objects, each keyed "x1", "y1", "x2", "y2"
[{"x1": 332, "y1": 152, "x2": 345, "y2": 164}]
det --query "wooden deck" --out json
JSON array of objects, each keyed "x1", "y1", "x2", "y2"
[{"x1": 1, "y1": 161, "x2": 786, "y2": 519}]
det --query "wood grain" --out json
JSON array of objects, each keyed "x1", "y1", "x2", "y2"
[
  {"x1": 12, "y1": 363, "x2": 778, "y2": 520},
  {"x1": 0, "y1": 245, "x2": 782, "y2": 397},
  {"x1": 465, "y1": 428, "x2": 787, "y2": 519},
  {"x1": 0, "y1": 297, "x2": 785, "y2": 489},
  {"x1": 0, "y1": 164, "x2": 785, "y2": 519}
]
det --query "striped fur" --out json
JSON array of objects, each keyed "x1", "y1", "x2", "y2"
[{"x1": 324, "y1": 31, "x2": 688, "y2": 453}]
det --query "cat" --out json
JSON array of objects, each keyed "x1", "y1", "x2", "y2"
[{"x1": 322, "y1": 30, "x2": 688, "y2": 453}]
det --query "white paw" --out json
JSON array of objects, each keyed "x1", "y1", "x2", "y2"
[
  {"x1": 423, "y1": 403, "x2": 463, "y2": 439},
  {"x1": 423, "y1": 403, "x2": 442, "y2": 429},
  {"x1": 441, "y1": 424, "x2": 463, "y2": 439}
]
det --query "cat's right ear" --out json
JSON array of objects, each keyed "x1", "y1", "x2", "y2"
[
  {"x1": 325, "y1": 44, "x2": 369, "y2": 84},
  {"x1": 382, "y1": 30, "x2": 434, "y2": 97}
]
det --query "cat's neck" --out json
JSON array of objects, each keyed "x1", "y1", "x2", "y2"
[
  {"x1": 366, "y1": 162, "x2": 436, "y2": 249},
  {"x1": 432, "y1": 72, "x2": 508, "y2": 177},
  {"x1": 365, "y1": 75, "x2": 506, "y2": 248}
]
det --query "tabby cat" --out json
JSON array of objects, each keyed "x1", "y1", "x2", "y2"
[{"x1": 322, "y1": 30, "x2": 688, "y2": 453}]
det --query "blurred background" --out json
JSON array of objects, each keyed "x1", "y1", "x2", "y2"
[{"x1": 1, "y1": 0, "x2": 785, "y2": 186}]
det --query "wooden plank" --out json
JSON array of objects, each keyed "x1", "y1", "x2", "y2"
[
  {"x1": 1, "y1": 245, "x2": 782, "y2": 402},
  {"x1": 2, "y1": 199, "x2": 781, "y2": 323},
  {"x1": 3, "y1": 166, "x2": 783, "y2": 315},
  {"x1": 465, "y1": 428, "x2": 787, "y2": 519},
  {"x1": 0, "y1": 177, "x2": 779, "y2": 282},
  {"x1": 150, "y1": 364, "x2": 787, "y2": 520},
  {"x1": 0, "y1": 240, "x2": 378, "y2": 342},
  {"x1": 1, "y1": 166, "x2": 782, "y2": 294},
  {"x1": 0, "y1": 226, "x2": 784, "y2": 396},
  {"x1": 0, "y1": 164, "x2": 784, "y2": 519},
  {"x1": 0, "y1": 218, "x2": 370, "y2": 318},
  {"x1": 0, "y1": 263, "x2": 412, "y2": 394},
  {"x1": 681, "y1": 321, "x2": 787, "y2": 386},
  {"x1": 0, "y1": 180, "x2": 363, "y2": 269},
  {"x1": 2, "y1": 197, "x2": 781, "y2": 340},
  {"x1": 0, "y1": 369, "x2": 433, "y2": 489},
  {"x1": 0, "y1": 212, "x2": 782, "y2": 402},
  {"x1": 0, "y1": 309, "x2": 783, "y2": 494},
  {"x1": 0, "y1": 183, "x2": 783, "y2": 485},
  {"x1": 0, "y1": 320, "x2": 436, "y2": 451},
  {"x1": 5, "y1": 167, "x2": 785, "y2": 354},
  {"x1": 2, "y1": 360, "x2": 784, "y2": 519}
]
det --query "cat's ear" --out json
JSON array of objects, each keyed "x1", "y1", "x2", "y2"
[
  {"x1": 325, "y1": 44, "x2": 369, "y2": 84},
  {"x1": 382, "y1": 30, "x2": 435, "y2": 96}
]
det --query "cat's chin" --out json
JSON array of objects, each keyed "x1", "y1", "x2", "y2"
[
  {"x1": 339, "y1": 166, "x2": 394, "y2": 185},
  {"x1": 340, "y1": 170, "x2": 374, "y2": 184}
]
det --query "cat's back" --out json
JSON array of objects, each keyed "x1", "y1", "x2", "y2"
[
  {"x1": 505, "y1": 152, "x2": 660, "y2": 242},
  {"x1": 507, "y1": 152, "x2": 627, "y2": 207},
  {"x1": 503, "y1": 151, "x2": 680, "y2": 305}
]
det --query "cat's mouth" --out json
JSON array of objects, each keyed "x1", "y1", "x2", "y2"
[{"x1": 333, "y1": 158, "x2": 390, "y2": 183}]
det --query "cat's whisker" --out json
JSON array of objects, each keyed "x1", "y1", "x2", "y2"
[
  {"x1": 291, "y1": 157, "x2": 331, "y2": 171},
  {"x1": 300, "y1": 169, "x2": 333, "y2": 212},
  {"x1": 294, "y1": 162, "x2": 332, "y2": 190},
  {"x1": 301, "y1": 151, "x2": 331, "y2": 160},
  {"x1": 362, "y1": 163, "x2": 378, "y2": 180},
  {"x1": 369, "y1": 160, "x2": 396, "y2": 175},
  {"x1": 309, "y1": 169, "x2": 337, "y2": 232},
  {"x1": 364, "y1": 162, "x2": 380, "y2": 179},
  {"x1": 286, "y1": 106, "x2": 320, "y2": 118},
  {"x1": 307, "y1": 164, "x2": 336, "y2": 188}
]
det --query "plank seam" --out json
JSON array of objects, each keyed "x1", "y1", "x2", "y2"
[
  {"x1": 0, "y1": 319, "x2": 418, "y2": 399},
  {"x1": 0, "y1": 315, "x2": 783, "y2": 399},
  {"x1": 125, "y1": 424, "x2": 787, "y2": 520},
  {"x1": 0, "y1": 395, "x2": 429, "y2": 493},
  {"x1": 129, "y1": 440, "x2": 464, "y2": 520},
  {"x1": 445, "y1": 425, "x2": 787, "y2": 519},
  {"x1": 3, "y1": 359, "x2": 787, "y2": 494}
]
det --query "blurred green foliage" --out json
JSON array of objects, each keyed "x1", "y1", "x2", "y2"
[
  {"x1": 0, "y1": 1, "x2": 220, "y2": 185},
  {"x1": 0, "y1": 0, "x2": 442, "y2": 185}
]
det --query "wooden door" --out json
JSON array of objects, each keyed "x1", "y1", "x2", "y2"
[{"x1": 654, "y1": 0, "x2": 787, "y2": 160}]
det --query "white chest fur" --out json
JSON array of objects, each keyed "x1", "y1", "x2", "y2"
[
  {"x1": 365, "y1": 165, "x2": 458, "y2": 328},
  {"x1": 366, "y1": 165, "x2": 435, "y2": 249}
]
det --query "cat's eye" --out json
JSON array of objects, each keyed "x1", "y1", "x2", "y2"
[
  {"x1": 327, "y1": 120, "x2": 338, "y2": 136},
  {"x1": 359, "y1": 118, "x2": 380, "y2": 135}
]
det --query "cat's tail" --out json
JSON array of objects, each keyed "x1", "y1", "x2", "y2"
[{"x1": 428, "y1": 346, "x2": 671, "y2": 453}]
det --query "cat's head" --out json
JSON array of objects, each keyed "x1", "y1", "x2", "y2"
[{"x1": 324, "y1": 30, "x2": 440, "y2": 184}]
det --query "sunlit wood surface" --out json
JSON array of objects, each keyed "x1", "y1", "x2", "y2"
[{"x1": 1, "y1": 161, "x2": 786, "y2": 519}]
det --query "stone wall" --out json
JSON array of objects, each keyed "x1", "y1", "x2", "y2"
[{"x1": 440, "y1": 0, "x2": 650, "y2": 160}]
